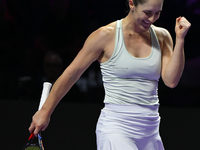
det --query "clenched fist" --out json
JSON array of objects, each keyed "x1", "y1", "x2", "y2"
[{"x1": 175, "y1": 17, "x2": 191, "y2": 39}]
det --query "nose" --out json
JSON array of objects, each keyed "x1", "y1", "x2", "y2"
[
  {"x1": 149, "y1": 15, "x2": 158, "y2": 23},
  {"x1": 148, "y1": 16, "x2": 155, "y2": 22}
]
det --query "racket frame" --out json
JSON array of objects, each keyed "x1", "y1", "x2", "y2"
[{"x1": 22, "y1": 82, "x2": 52, "y2": 150}]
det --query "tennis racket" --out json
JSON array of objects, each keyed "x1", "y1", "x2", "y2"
[{"x1": 22, "y1": 82, "x2": 52, "y2": 150}]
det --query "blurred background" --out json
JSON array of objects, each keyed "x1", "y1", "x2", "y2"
[{"x1": 0, "y1": 0, "x2": 200, "y2": 149}]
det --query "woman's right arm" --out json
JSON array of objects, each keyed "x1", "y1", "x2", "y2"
[{"x1": 29, "y1": 26, "x2": 111, "y2": 136}]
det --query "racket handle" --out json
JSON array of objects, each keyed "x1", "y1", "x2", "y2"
[{"x1": 38, "y1": 82, "x2": 52, "y2": 111}]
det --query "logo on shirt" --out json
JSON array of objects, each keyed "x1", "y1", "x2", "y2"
[{"x1": 112, "y1": 66, "x2": 128, "y2": 70}]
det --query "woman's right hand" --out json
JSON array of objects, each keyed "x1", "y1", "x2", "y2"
[{"x1": 28, "y1": 109, "x2": 50, "y2": 137}]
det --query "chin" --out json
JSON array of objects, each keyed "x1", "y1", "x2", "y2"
[
  {"x1": 136, "y1": 21, "x2": 151, "y2": 32},
  {"x1": 141, "y1": 21, "x2": 152, "y2": 30},
  {"x1": 140, "y1": 25, "x2": 150, "y2": 32}
]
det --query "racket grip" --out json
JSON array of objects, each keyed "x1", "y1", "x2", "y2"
[{"x1": 38, "y1": 82, "x2": 52, "y2": 111}]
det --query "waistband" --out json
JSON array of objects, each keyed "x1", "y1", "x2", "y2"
[{"x1": 104, "y1": 103, "x2": 159, "y2": 114}]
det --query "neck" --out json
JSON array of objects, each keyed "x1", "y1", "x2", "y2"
[{"x1": 122, "y1": 12, "x2": 149, "y2": 35}]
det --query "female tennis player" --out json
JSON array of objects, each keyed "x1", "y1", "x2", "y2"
[{"x1": 29, "y1": 0, "x2": 191, "y2": 149}]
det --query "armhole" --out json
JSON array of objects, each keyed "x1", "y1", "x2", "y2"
[
  {"x1": 100, "y1": 20, "x2": 121, "y2": 65},
  {"x1": 150, "y1": 26, "x2": 161, "y2": 50}
]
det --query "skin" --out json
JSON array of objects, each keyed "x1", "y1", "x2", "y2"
[{"x1": 29, "y1": 0, "x2": 191, "y2": 136}]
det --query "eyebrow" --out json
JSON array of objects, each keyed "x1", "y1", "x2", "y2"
[{"x1": 144, "y1": 10, "x2": 162, "y2": 13}]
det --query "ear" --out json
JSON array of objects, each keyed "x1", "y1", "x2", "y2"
[{"x1": 129, "y1": 0, "x2": 135, "y2": 11}]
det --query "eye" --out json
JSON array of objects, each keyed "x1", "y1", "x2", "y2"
[
  {"x1": 155, "y1": 11, "x2": 161, "y2": 15},
  {"x1": 144, "y1": 11, "x2": 152, "y2": 17},
  {"x1": 144, "y1": 11, "x2": 151, "y2": 15}
]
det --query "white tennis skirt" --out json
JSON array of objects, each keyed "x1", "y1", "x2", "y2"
[{"x1": 96, "y1": 103, "x2": 164, "y2": 150}]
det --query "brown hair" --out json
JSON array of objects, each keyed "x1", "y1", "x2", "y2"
[
  {"x1": 126, "y1": 0, "x2": 164, "y2": 11},
  {"x1": 126, "y1": 0, "x2": 147, "y2": 12},
  {"x1": 127, "y1": 0, "x2": 147, "y2": 7}
]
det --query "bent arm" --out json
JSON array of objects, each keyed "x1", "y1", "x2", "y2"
[
  {"x1": 161, "y1": 17, "x2": 191, "y2": 88},
  {"x1": 161, "y1": 31, "x2": 185, "y2": 88}
]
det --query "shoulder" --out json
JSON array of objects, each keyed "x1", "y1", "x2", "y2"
[
  {"x1": 83, "y1": 21, "x2": 117, "y2": 51},
  {"x1": 151, "y1": 25, "x2": 171, "y2": 39},
  {"x1": 91, "y1": 21, "x2": 117, "y2": 41},
  {"x1": 151, "y1": 25, "x2": 173, "y2": 49},
  {"x1": 81, "y1": 21, "x2": 117, "y2": 53}
]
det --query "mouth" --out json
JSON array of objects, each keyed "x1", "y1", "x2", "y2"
[
  {"x1": 141, "y1": 20, "x2": 152, "y2": 29},
  {"x1": 143, "y1": 20, "x2": 151, "y2": 25}
]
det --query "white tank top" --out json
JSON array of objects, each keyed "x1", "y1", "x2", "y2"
[{"x1": 100, "y1": 19, "x2": 161, "y2": 105}]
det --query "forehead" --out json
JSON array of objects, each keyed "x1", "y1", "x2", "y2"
[{"x1": 137, "y1": 0, "x2": 163, "y2": 11}]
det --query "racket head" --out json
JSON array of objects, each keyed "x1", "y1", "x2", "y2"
[{"x1": 22, "y1": 133, "x2": 44, "y2": 150}]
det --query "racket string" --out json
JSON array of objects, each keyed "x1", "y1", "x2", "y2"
[{"x1": 25, "y1": 144, "x2": 41, "y2": 150}]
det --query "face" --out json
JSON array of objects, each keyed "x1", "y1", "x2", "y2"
[{"x1": 131, "y1": 0, "x2": 163, "y2": 31}]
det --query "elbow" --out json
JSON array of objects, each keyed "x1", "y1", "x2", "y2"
[
  {"x1": 167, "y1": 83, "x2": 177, "y2": 89},
  {"x1": 162, "y1": 74, "x2": 180, "y2": 89},
  {"x1": 164, "y1": 81, "x2": 178, "y2": 89}
]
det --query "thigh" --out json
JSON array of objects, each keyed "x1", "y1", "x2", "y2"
[
  {"x1": 97, "y1": 133, "x2": 139, "y2": 150},
  {"x1": 96, "y1": 112, "x2": 138, "y2": 150},
  {"x1": 139, "y1": 133, "x2": 165, "y2": 150}
]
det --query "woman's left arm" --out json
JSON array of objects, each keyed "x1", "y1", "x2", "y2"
[{"x1": 161, "y1": 17, "x2": 191, "y2": 88}]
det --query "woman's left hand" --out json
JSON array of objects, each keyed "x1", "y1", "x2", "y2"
[{"x1": 175, "y1": 17, "x2": 191, "y2": 39}]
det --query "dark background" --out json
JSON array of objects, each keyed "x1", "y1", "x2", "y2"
[{"x1": 0, "y1": 0, "x2": 200, "y2": 149}]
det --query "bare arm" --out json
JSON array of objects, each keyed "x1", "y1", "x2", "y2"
[
  {"x1": 29, "y1": 26, "x2": 110, "y2": 136},
  {"x1": 161, "y1": 17, "x2": 191, "y2": 88}
]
